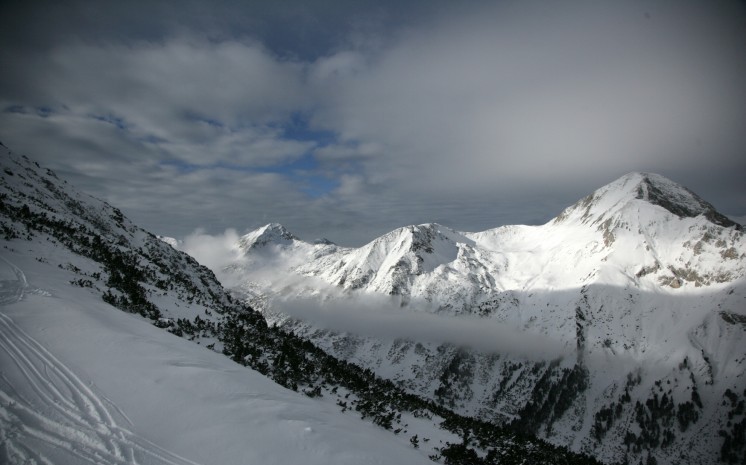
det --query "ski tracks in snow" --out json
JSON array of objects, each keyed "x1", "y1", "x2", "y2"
[
  {"x1": 0, "y1": 256, "x2": 27, "y2": 305},
  {"x1": 0, "y1": 259, "x2": 203, "y2": 465}
]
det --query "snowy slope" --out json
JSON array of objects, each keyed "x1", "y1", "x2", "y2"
[
  {"x1": 0, "y1": 253, "x2": 433, "y2": 465},
  {"x1": 219, "y1": 172, "x2": 746, "y2": 465}
]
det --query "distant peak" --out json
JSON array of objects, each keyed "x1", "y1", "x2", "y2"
[
  {"x1": 260, "y1": 222, "x2": 295, "y2": 235},
  {"x1": 238, "y1": 223, "x2": 299, "y2": 251},
  {"x1": 378, "y1": 223, "x2": 444, "y2": 241},
  {"x1": 363, "y1": 223, "x2": 468, "y2": 257},
  {"x1": 556, "y1": 172, "x2": 740, "y2": 229},
  {"x1": 257, "y1": 223, "x2": 298, "y2": 241}
]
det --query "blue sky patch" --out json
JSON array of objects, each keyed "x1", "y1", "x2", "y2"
[
  {"x1": 255, "y1": 152, "x2": 340, "y2": 197},
  {"x1": 280, "y1": 112, "x2": 336, "y2": 146},
  {"x1": 4, "y1": 105, "x2": 27, "y2": 114}
]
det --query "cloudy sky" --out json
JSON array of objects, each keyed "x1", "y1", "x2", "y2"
[{"x1": 1, "y1": 0, "x2": 744, "y2": 245}]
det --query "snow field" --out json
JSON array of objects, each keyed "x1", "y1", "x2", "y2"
[{"x1": 0, "y1": 249, "x2": 435, "y2": 465}]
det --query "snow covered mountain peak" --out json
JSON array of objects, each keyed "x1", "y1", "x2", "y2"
[
  {"x1": 555, "y1": 172, "x2": 740, "y2": 230},
  {"x1": 373, "y1": 223, "x2": 470, "y2": 253},
  {"x1": 237, "y1": 222, "x2": 299, "y2": 252},
  {"x1": 292, "y1": 223, "x2": 475, "y2": 295},
  {"x1": 634, "y1": 172, "x2": 739, "y2": 229},
  {"x1": 281, "y1": 171, "x2": 745, "y2": 306}
]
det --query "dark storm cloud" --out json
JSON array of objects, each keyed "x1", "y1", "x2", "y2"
[
  {"x1": 1, "y1": 0, "x2": 744, "y2": 246},
  {"x1": 0, "y1": 0, "x2": 453, "y2": 57}
]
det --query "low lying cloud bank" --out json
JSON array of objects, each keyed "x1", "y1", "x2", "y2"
[{"x1": 272, "y1": 292, "x2": 574, "y2": 361}]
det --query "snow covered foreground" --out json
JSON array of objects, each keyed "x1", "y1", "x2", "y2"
[{"x1": 0, "y1": 252, "x2": 432, "y2": 465}]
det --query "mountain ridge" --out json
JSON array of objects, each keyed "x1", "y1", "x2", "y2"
[
  {"x1": 220, "y1": 171, "x2": 746, "y2": 465},
  {"x1": 238, "y1": 171, "x2": 741, "y2": 252}
]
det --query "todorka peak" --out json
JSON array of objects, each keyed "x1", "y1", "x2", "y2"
[{"x1": 554, "y1": 172, "x2": 741, "y2": 230}]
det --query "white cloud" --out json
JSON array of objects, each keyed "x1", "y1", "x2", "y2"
[
  {"x1": 309, "y1": 51, "x2": 367, "y2": 82},
  {"x1": 4, "y1": 37, "x2": 313, "y2": 168},
  {"x1": 181, "y1": 228, "x2": 242, "y2": 273},
  {"x1": 274, "y1": 294, "x2": 573, "y2": 360},
  {"x1": 311, "y1": 1, "x2": 746, "y2": 195},
  {"x1": 45, "y1": 38, "x2": 308, "y2": 123}
]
